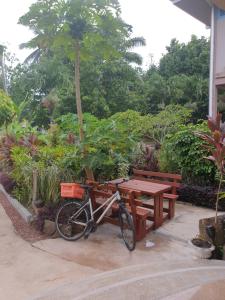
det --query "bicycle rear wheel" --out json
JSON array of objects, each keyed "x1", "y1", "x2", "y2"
[
  {"x1": 55, "y1": 200, "x2": 89, "y2": 241},
  {"x1": 119, "y1": 205, "x2": 136, "y2": 251}
]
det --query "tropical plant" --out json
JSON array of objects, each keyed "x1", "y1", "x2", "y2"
[
  {"x1": 11, "y1": 145, "x2": 81, "y2": 205},
  {"x1": 195, "y1": 114, "x2": 225, "y2": 224},
  {"x1": 0, "y1": 134, "x2": 17, "y2": 169}
]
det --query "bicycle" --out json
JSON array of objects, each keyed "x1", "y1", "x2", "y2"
[{"x1": 55, "y1": 179, "x2": 136, "y2": 251}]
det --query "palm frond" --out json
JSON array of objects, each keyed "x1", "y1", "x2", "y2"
[
  {"x1": 126, "y1": 37, "x2": 146, "y2": 49},
  {"x1": 23, "y1": 49, "x2": 41, "y2": 64},
  {"x1": 124, "y1": 52, "x2": 143, "y2": 65}
]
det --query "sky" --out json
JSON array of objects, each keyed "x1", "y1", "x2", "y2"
[{"x1": 0, "y1": 0, "x2": 210, "y2": 68}]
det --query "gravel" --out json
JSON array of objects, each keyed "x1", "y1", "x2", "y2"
[{"x1": 0, "y1": 191, "x2": 46, "y2": 243}]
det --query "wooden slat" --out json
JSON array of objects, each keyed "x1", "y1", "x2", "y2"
[
  {"x1": 163, "y1": 193, "x2": 179, "y2": 200},
  {"x1": 103, "y1": 216, "x2": 120, "y2": 226},
  {"x1": 95, "y1": 197, "x2": 119, "y2": 210},
  {"x1": 119, "y1": 180, "x2": 171, "y2": 196},
  {"x1": 107, "y1": 183, "x2": 142, "y2": 197},
  {"x1": 142, "y1": 203, "x2": 154, "y2": 210},
  {"x1": 92, "y1": 190, "x2": 112, "y2": 198},
  {"x1": 132, "y1": 176, "x2": 181, "y2": 188},
  {"x1": 133, "y1": 169, "x2": 182, "y2": 180}
]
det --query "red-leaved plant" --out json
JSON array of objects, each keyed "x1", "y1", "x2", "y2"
[{"x1": 196, "y1": 113, "x2": 225, "y2": 224}]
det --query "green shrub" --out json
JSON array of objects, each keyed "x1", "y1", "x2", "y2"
[
  {"x1": 82, "y1": 117, "x2": 136, "y2": 180},
  {"x1": 10, "y1": 145, "x2": 82, "y2": 206},
  {"x1": 159, "y1": 122, "x2": 216, "y2": 185},
  {"x1": 141, "y1": 104, "x2": 192, "y2": 145},
  {"x1": 10, "y1": 147, "x2": 33, "y2": 205},
  {"x1": 0, "y1": 90, "x2": 15, "y2": 127}
]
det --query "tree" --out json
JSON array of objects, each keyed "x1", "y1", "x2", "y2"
[
  {"x1": 19, "y1": 0, "x2": 145, "y2": 179},
  {"x1": 143, "y1": 36, "x2": 210, "y2": 120},
  {"x1": 142, "y1": 72, "x2": 168, "y2": 114},
  {"x1": 19, "y1": 0, "x2": 145, "y2": 139},
  {"x1": 159, "y1": 35, "x2": 210, "y2": 78},
  {"x1": 0, "y1": 89, "x2": 15, "y2": 127}
]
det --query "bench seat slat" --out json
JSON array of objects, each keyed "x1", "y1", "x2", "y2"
[
  {"x1": 163, "y1": 193, "x2": 179, "y2": 200},
  {"x1": 95, "y1": 198, "x2": 151, "y2": 218},
  {"x1": 127, "y1": 206, "x2": 151, "y2": 218}
]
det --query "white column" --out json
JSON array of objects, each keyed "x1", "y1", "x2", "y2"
[{"x1": 209, "y1": 6, "x2": 217, "y2": 119}]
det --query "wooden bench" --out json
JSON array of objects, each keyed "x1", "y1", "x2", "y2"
[
  {"x1": 90, "y1": 185, "x2": 151, "y2": 241},
  {"x1": 132, "y1": 169, "x2": 182, "y2": 219}
]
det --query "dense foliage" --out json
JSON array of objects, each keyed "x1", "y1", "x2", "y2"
[
  {"x1": 0, "y1": 90, "x2": 15, "y2": 127},
  {"x1": 0, "y1": 0, "x2": 217, "y2": 210},
  {"x1": 0, "y1": 105, "x2": 195, "y2": 205},
  {"x1": 159, "y1": 122, "x2": 217, "y2": 185},
  {"x1": 8, "y1": 32, "x2": 210, "y2": 126}
]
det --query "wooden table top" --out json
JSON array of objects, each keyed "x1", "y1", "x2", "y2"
[{"x1": 110, "y1": 179, "x2": 171, "y2": 196}]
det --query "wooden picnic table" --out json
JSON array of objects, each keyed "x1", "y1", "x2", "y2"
[
  {"x1": 113, "y1": 179, "x2": 172, "y2": 229},
  {"x1": 90, "y1": 178, "x2": 172, "y2": 241}
]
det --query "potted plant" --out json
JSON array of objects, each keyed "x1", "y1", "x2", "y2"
[
  {"x1": 189, "y1": 235, "x2": 215, "y2": 259},
  {"x1": 196, "y1": 113, "x2": 225, "y2": 249}
]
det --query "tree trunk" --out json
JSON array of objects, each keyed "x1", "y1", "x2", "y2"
[
  {"x1": 74, "y1": 40, "x2": 84, "y2": 141},
  {"x1": 0, "y1": 46, "x2": 8, "y2": 94},
  {"x1": 74, "y1": 40, "x2": 94, "y2": 181}
]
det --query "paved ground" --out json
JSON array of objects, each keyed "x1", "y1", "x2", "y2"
[
  {"x1": 32, "y1": 202, "x2": 220, "y2": 271},
  {"x1": 164, "y1": 279, "x2": 225, "y2": 300},
  {"x1": 0, "y1": 203, "x2": 98, "y2": 300},
  {"x1": 0, "y1": 195, "x2": 225, "y2": 300}
]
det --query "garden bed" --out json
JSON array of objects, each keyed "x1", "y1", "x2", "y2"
[
  {"x1": 0, "y1": 191, "x2": 46, "y2": 242},
  {"x1": 178, "y1": 184, "x2": 225, "y2": 211}
]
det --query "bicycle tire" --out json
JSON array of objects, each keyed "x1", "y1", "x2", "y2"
[
  {"x1": 119, "y1": 205, "x2": 136, "y2": 251},
  {"x1": 55, "y1": 200, "x2": 89, "y2": 241}
]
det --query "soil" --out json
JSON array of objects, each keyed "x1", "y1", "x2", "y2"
[
  {"x1": 192, "y1": 238, "x2": 212, "y2": 249},
  {"x1": 0, "y1": 191, "x2": 47, "y2": 243}
]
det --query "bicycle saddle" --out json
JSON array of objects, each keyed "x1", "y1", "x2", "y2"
[{"x1": 80, "y1": 184, "x2": 93, "y2": 191}]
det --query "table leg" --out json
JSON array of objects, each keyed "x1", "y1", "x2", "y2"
[
  {"x1": 159, "y1": 194, "x2": 164, "y2": 226},
  {"x1": 154, "y1": 194, "x2": 164, "y2": 229}
]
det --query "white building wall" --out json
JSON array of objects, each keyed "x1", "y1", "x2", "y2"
[{"x1": 215, "y1": 10, "x2": 225, "y2": 76}]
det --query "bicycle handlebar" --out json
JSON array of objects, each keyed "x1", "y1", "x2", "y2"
[{"x1": 83, "y1": 178, "x2": 129, "y2": 191}]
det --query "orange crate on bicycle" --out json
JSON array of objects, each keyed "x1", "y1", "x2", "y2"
[{"x1": 60, "y1": 183, "x2": 84, "y2": 199}]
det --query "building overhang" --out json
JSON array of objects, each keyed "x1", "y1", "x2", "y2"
[{"x1": 170, "y1": 0, "x2": 213, "y2": 26}]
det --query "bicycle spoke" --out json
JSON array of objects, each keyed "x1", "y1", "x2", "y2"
[{"x1": 56, "y1": 201, "x2": 89, "y2": 241}]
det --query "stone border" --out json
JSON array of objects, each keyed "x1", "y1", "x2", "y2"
[{"x1": 0, "y1": 184, "x2": 33, "y2": 223}]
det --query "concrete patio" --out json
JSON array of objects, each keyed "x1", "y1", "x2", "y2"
[
  {"x1": 32, "y1": 202, "x2": 221, "y2": 271},
  {"x1": 0, "y1": 197, "x2": 225, "y2": 300}
]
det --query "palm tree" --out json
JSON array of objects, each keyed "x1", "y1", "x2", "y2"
[{"x1": 123, "y1": 37, "x2": 146, "y2": 65}]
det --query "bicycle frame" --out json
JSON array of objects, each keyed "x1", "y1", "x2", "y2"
[{"x1": 70, "y1": 190, "x2": 122, "y2": 226}]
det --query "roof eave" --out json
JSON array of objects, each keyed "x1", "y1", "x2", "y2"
[{"x1": 171, "y1": 0, "x2": 212, "y2": 26}]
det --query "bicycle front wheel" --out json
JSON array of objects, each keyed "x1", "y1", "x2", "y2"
[
  {"x1": 119, "y1": 205, "x2": 136, "y2": 251},
  {"x1": 55, "y1": 200, "x2": 89, "y2": 241}
]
